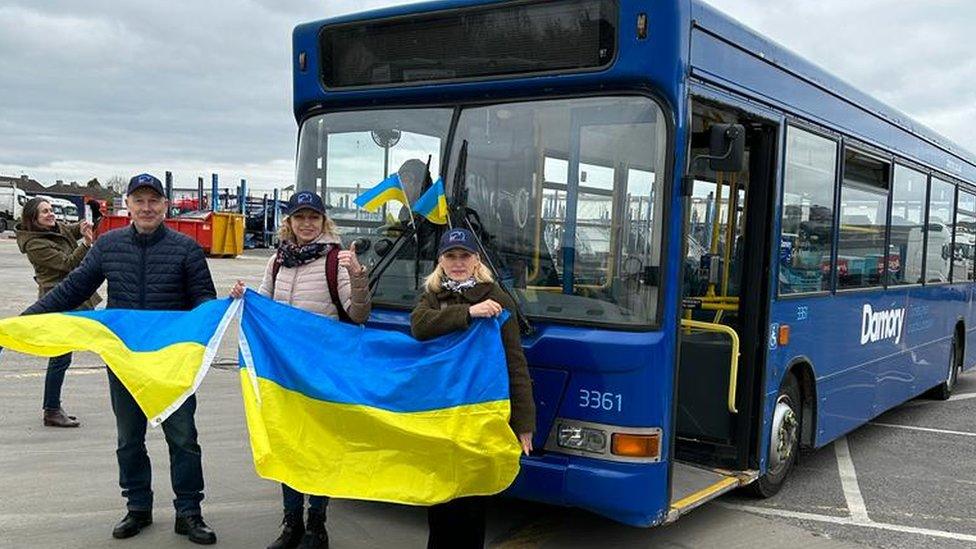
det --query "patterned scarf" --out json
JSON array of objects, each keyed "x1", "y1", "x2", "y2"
[
  {"x1": 276, "y1": 240, "x2": 331, "y2": 269},
  {"x1": 442, "y1": 277, "x2": 478, "y2": 294}
]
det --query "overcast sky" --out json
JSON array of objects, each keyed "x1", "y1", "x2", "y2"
[{"x1": 0, "y1": 0, "x2": 973, "y2": 190}]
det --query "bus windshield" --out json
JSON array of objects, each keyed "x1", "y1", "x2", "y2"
[{"x1": 296, "y1": 96, "x2": 667, "y2": 327}]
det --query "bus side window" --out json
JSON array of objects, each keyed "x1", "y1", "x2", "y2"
[
  {"x1": 889, "y1": 165, "x2": 927, "y2": 286},
  {"x1": 926, "y1": 178, "x2": 956, "y2": 283},
  {"x1": 954, "y1": 190, "x2": 976, "y2": 282},
  {"x1": 836, "y1": 149, "x2": 890, "y2": 290},
  {"x1": 779, "y1": 127, "x2": 838, "y2": 295}
]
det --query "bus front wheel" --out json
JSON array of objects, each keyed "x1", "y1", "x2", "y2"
[
  {"x1": 747, "y1": 374, "x2": 800, "y2": 498},
  {"x1": 931, "y1": 337, "x2": 961, "y2": 401}
]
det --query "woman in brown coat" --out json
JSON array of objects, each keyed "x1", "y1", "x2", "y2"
[
  {"x1": 15, "y1": 197, "x2": 101, "y2": 427},
  {"x1": 410, "y1": 228, "x2": 535, "y2": 549}
]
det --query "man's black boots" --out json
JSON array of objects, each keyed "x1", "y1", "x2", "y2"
[
  {"x1": 268, "y1": 510, "x2": 305, "y2": 549},
  {"x1": 175, "y1": 514, "x2": 217, "y2": 545},
  {"x1": 300, "y1": 509, "x2": 328, "y2": 548},
  {"x1": 112, "y1": 510, "x2": 152, "y2": 539}
]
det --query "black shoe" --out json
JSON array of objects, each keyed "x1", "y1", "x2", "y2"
[
  {"x1": 267, "y1": 511, "x2": 305, "y2": 549},
  {"x1": 112, "y1": 510, "x2": 153, "y2": 539},
  {"x1": 299, "y1": 510, "x2": 328, "y2": 549},
  {"x1": 175, "y1": 514, "x2": 217, "y2": 545}
]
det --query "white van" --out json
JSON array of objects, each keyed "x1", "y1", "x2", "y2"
[
  {"x1": 49, "y1": 197, "x2": 80, "y2": 222},
  {"x1": 0, "y1": 186, "x2": 29, "y2": 232}
]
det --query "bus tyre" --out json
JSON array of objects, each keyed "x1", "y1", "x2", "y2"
[
  {"x1": 0, "y1": 217, "x2": 6, "y2": 233},
  {"x1": 931, "y1": 338, "x2": 960, "y2": 401},
  {"x1": 746, "y1": 374, "x2": 800, "y2": 498}
]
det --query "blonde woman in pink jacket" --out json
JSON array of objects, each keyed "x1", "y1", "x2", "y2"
[{"x1": 231, "y1": 190, "x2": 369, "y2": 549}]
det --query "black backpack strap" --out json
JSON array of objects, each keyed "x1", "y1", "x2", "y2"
[{"x1": 326, "y1": 245, "x2": 354, "y2": 324}]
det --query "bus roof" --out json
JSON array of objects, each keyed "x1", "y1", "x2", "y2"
[
  {"x1": 690, "y1": 0, "x2": 976, "y2": 176},
  {"x1": 294, "y1": 0, "x2": 500, "y2": 31},
  {"x1": 295, "y1": 0, "x2": 976, "y2": 179}
]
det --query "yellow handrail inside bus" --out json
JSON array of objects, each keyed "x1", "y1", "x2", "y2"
[
  {"x1": 698, "y1": 303, "x2": 739, "y2": 311},
  {"x1": 680, "y1": 319, "x2": 740, "y2": 414},
  {"x1": 709, "y1": 173, "x2": 724, "y2": 258},
  {"x1": 695, "y1": 296, "x2": 739, "y2": 303},
  {"x1": 720, "y1": 173, "x2": 738, "y2": 300}
]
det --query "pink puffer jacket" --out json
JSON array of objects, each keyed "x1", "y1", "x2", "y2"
[{"x1": 257, "y1": 234, "x2": 370, "y2": 323}]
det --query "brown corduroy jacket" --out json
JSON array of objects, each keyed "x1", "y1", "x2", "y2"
[
  {"x1": 410, "y1": 282, "x2": 536, "y2": 435},
  {"x1": 15, "y1": 221, "x2": 102, "y2": 310}
]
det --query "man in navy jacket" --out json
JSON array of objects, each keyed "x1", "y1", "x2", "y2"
[{"x1": 25, "y1": 174, "x2": 218, "y2": 545}]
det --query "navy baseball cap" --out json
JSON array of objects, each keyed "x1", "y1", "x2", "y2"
[
  {"x1": 286, "y1": 191, "x2": 326, "y2": 215},
  {"x1": 438, "y1": 228, "x2": 478, "y2": 256},
  {"x1": 127, "y1": 173, "x2": 164, "y2": 196}
]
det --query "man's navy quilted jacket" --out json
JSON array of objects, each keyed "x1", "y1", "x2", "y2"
[{"x1": 25, "y1": 224, "x2": 216, "y2": 314}]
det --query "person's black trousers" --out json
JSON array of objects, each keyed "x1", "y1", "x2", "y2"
[
  {"x1": 107, "y1": 369, "x2": 205, "y2": 516},
  {"x1": 427, "y1": 496, "x2": 486, "y2": 549}
]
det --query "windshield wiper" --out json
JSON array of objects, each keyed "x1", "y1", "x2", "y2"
[
  {"x1": 365, "y1": 222, "x2": 415, "y2": 294},
  {"x1": 450, "y1": 140, "x2": 534, "y2": 336}
]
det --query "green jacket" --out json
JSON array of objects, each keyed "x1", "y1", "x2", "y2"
[
  {"x1": 410, "y1": 282, "x2": 536, "y2": 434},
  {"x1": 15, "y1": 221, "x2": 101, "y2": 309}
]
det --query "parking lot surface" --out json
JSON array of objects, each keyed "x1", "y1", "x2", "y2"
[{"x1": 1, "y1": 236, "x2": 973, "y2": 547}]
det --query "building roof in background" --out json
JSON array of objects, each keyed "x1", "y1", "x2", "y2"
[
  {"x1": 45, "y1": 178, "x2": 118, "y2": 200},
  {"x1": 0, "y1": 175, "x2": 119, "y2": 200},
  {"x1": 0, "y1": 175, "x2": 45, "y2": 193}
]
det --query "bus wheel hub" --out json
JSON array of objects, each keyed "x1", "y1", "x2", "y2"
[{"x1": 770, "y1": 400, "x2": 798, "y2": 470}]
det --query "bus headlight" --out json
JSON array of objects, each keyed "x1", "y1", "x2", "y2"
[
  {"x1": 557, "y1": 423, "x2": 607, "y2": 453},
  {"x1": 545, "y1": 419, "x2": 662, "y2": 462}
]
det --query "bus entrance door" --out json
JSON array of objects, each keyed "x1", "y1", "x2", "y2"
[{"x1": 670, "y1": 101, "x2": 778, "y2": 515}]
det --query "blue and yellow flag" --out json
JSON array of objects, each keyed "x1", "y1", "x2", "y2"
[
  {"x1": 412, "y1": 177, "x2": 449, "y2": 225},
  {"x1": 238, "y1": 290, "x2": 521, "y2": 505},
  {"x1": 352, "y1": 174, "x2": 409, "y2": 212},
  {"x1": 0, "y1": 299, "x2": 238, "y2": 426}
]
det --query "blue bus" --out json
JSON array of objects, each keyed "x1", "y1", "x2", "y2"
[{"x1": 290, "y1": 0, "x2": 976, "y2": 527}]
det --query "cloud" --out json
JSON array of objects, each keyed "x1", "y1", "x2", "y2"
[
  {"x1": 0, "y1": 0, "x2": 973, "y2": 192},
  {"x1": 0, "y1": 2, "x2": 307, "y2": 189},
  {"x1": 703, "y1": 0, "x2": 976, "y2": 152}
]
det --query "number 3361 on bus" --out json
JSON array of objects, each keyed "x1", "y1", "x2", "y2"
[{"x1": 578, "y1": 389, "x2": 623, "y2": 412}]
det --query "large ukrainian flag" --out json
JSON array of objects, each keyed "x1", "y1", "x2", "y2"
[
  {"x1": 238, "y1": 290, "x2": 521, "y2": 505},
  {"x1": 0, "y1": 299, "x2": 238, "y2": 426}
]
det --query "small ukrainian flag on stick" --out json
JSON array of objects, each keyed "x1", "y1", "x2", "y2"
[
  {"x1": 353, "y1": 173, "x2": 410, "y2": 212},
  {"x1": 412, "y1": 178, "x2": 449, "y2": 225}
]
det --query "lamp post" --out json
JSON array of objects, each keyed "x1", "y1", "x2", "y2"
[{"x1": 371, "y1": 129, "x2": 401, "y2": 220}]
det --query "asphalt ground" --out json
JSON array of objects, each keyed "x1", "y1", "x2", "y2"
[
  {"x1": 0, "y1": 234, "x2": 972, "y2": 547},
  {"x1": 722, "y1": 370, "x2": 976, "y2": 549}
]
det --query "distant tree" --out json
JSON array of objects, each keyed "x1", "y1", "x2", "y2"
[{"x1": 106, "y1": 175, "x2": 127, "y2": 194}]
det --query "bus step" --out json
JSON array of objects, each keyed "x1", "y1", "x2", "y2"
[{"x1": 666, "y1": 462, "x2": 758, "y2": 523}]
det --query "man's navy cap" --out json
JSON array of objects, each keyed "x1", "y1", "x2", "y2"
[
  {"x1": 438, "y1": 228, "x2": 478, "y2": 256},
  {"x1": 127, "y1": 173, "x2": 164, "y2": 196},
  {"x1": 286, "y1": 191, "x2": 326, "y2": 215}
]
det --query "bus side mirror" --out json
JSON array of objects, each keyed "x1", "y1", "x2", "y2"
[{"x1": 709, "y1": 124, "x2": 745, "y2": 172}]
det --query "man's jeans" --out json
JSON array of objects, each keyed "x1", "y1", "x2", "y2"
[
  {"x1": 43, "y1": 353, "x2": 72, "y2": 410},
  {"x1": 107, "y1": 369, "x2": 205, "y2": 516}
]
